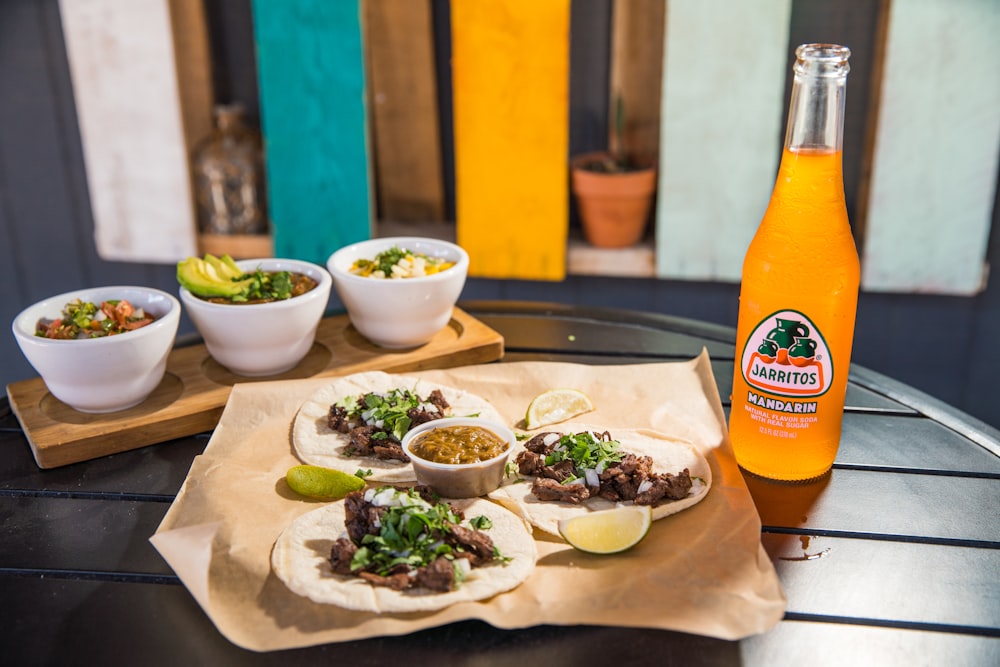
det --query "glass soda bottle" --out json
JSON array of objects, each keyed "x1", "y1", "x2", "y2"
[{"x1": 729, "y1": 44, "x2": 860, "y2": 481}]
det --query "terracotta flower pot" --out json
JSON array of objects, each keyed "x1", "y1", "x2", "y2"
[{"x1": 570, "y1": 152, "x2": 656, "y2": 249}]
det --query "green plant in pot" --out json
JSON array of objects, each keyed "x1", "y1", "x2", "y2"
[{"x1": 570, "y1": 95, "x2": 657, "y2": 249}]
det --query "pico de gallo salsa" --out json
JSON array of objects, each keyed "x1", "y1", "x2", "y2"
[{"x1": 35, "y1": 299, "x2": 155, "y2": 339}]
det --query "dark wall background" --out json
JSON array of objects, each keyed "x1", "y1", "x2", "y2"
[{"x1": 2, "y1": 0, "x2": 998, "y2": 430}]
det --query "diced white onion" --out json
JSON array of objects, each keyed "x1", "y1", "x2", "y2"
[
  {"x1": 566, "y1": 477, "x2": 586, "y2": 487},
  {"x1": 595, "y1": 460, "x2": 606, "y2": 475},
  {"x1": 637, "y1": 480, "x2": 653, "y2": 494},
  {"x1": 371, "y1": 488, "x2": 400, "y2": 506},
  {"x1": 454, "y1": 558, "x2": 472, "y2": 576},
  {"x1": 584, "y1": 468, "x2": 600, "y2": 487},
  {"x1": 542, "y1": 433, "x2": 560, "y2": 446}
]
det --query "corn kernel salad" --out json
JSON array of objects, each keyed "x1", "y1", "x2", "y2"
[{"x1": 349, "y1": 246, "x2": 455, "y2": 279}]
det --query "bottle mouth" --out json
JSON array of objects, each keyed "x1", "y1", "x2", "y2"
[{"x1": 794, "y1": 43, "x2": 851, "y2": 77}]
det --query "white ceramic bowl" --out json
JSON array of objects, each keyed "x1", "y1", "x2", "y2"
[
  {"x1": 179, "y1": 257, "x2": 332, "y2": 377},
  {"x1": 12, "y1": 286, "x2": 181, "y2": 413},
  {"x1": 402, "y1": 417, "x2": 515, "y2": 498},
  {"x1": 326, "y1": 237, "x2": 469, "y2": 348}
]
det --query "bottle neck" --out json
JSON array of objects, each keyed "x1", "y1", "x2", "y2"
[
  {"x1": 214, "y1": 104, "x2": 247, "y2": 136},
  {"x1": 784, "y1": 44, "x2": 849, "y2": 153}
]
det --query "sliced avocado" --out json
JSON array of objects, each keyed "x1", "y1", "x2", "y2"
[
  {"x1": 177, "y1": 256, "x2": 253, "y2": 298},
  {"x1": 204, "y1": 253, "x2": 244, "y2": 281},
  {"x1": 219, "y1": 254, "x2": 243, "y2": 276}
]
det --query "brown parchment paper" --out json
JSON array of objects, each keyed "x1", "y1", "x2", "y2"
[{"x1": 150, "y1": 350, "x2": 786, "y2": 651}]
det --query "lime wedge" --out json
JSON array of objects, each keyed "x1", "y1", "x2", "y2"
[
  {"x1": 557, "y1": 505, "x2": 652, "y2": 554},
  {"x1": 285, "y1": 465, "x2": 366, "y2": 500},
  {"x1": 525, "y1": 388, "x2": 594, "y2": 429}
]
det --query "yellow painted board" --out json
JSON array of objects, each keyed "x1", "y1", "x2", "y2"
[
  {"x1": 59, "y1": 0, "x2": 210, "y2": 263},
  {"x1": 655, "y1": 0, "x2": 792, "y2": 282},
  {"x1": 860, "y1": 0, "x2": 1000, "y2": 295},
  {"x1": 451, "y1": 0, "x2": 570, "y2": 281}
]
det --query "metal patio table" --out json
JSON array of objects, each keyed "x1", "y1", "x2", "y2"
[{"x1": 2, "y1": 301, "x2": 998, "y2": 665}]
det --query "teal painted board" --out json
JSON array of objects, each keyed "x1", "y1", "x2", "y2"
[
  {"x1": 860, "y1": 0, "x2": 1000, "y2": 295},
  {"x1": 251, "y1": 0, "x2": 372, "y2": 264},
  {"x1": 655, "y1": 0, "x2": 792, "y2": 282}
]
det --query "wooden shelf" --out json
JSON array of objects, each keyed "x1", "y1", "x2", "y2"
[{"x1": 197, "y1": 233, "x2": 274, "y2": 259}]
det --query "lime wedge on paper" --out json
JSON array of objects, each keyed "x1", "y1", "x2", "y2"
[
  {"x1": 557, "y1": 505, "x2": 652, "y2": 554},
  {"x1": 525, "y1": 388, "x2": 594, "y2": 429}
]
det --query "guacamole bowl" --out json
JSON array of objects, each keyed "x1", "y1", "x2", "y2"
[
  {"x1": 179, "y1": 258, "x2": 332, "y2": 377},
  {"x1": 326, "y1": 237, "x2": 468, "y2": 348},
  {"x1": 12, "y1": 286, "x2": 181, "y2": 413}
]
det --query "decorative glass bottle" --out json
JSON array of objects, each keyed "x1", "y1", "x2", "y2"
[{"x1": 193, "y1": 104, "x2": 267, "y2": 235}]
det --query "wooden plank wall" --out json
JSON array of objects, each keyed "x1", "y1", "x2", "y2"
[{"x1": 50, "y1": 0, "x2": 999, "y2": 295}]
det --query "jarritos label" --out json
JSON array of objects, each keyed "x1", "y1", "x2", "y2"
[{"x1": 739, "y1": 309, "x2": 833, "y2": 399}]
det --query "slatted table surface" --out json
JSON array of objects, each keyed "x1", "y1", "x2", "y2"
[{"x1": 2, "y1": 301, "x2": 997, "y2": 665}]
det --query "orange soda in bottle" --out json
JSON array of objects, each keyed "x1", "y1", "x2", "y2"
[{"x1": 729, "y1": 44, "x2": 860, "y2": 481}]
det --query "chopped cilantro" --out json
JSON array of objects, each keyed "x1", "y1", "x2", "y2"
[
  {"x1": 229, "y1": 268, "x2": 295, "y2": 302},
  {"x1": 336, "y1": 387, "x2": 438, "y2": 441},
  {"x1": 544, "y1": 431, "x2": 624, "y2": 470},
  {"x1": 349, "y1": 488, "x2": 496, "y2": 576}
]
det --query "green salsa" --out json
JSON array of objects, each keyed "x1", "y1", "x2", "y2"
[{"x1": 409, "y1": 425, "x2": 508, "y2": 465}]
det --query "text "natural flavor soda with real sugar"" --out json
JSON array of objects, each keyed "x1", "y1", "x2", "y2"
[{"x1": 729, "y1": 44, "x2": 860, "y2": 482}]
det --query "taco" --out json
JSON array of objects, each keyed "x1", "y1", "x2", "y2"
[
  {"x1": 271, "y1": 486, "x2": 537, "y2": 613},
  {"x1": 488, "y1": 425, "x2": 712, "y2": 536},
  {"x1": 292, "y1": 371, "x2": 504, "y2": 482}
]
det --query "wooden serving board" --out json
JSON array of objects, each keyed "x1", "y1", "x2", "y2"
[{"x1": 6, "y1": 308, "x2": 504, "y2": 469}]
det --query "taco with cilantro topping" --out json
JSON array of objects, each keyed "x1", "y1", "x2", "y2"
[
  {"x1": 292, "y1": 371, "x2": 504, "y2": 482},
  {"x1": 270, "y1": 486, "x2": 537, "y2": 613},
  {"x1": 488, "y1": 425, "x2": 712, "y2": 537}
]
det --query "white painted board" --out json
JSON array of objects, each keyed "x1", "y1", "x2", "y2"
[
  {"x1": 861, "y1": 0, "x2": 1000, "y2": 295},
  {"x1": 655, "y1": 0, "x2": 792, "y2": 282},
  {"x1": 59, "y1": 0, "x2": 203, "y2": 263}
]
